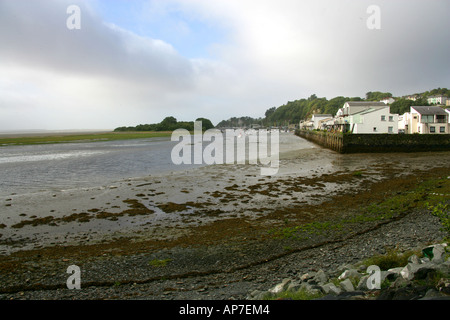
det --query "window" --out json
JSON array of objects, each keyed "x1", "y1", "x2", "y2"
[
  {"x1": 389, "y1": 116, "x2": 394, "y2": 122},
  {"x1": 440, "y1": 127, "x2": 446, "y2": 133},
  {"x1": 381, "y1": 115, "x2": 386, "y2": 121},
  {"x1": 388, "y1": 127, "x2": 393, "y2": 133},
  {"x1": 373, "y1": 127, "x2": 377, "y2": 132},
  {"x1": 430, "y1": 126, "x2": 435, "y2": 133},
  {"x1": 421, "y1": 115, "x2": 434, "y2": 123}
]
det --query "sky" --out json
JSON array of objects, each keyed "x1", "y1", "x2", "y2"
[{"x1": 0, "y1": 0, "x2": 449, "y2": 131}]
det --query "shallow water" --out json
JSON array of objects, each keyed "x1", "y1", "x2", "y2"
[
  {"x1": 0, "y1": 132, "x2": 317, "y2": 197},
  {"x1": 1, "y1": 132, "x2": 449, "y2": 254}
]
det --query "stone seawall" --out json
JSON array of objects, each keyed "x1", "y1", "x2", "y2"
[{"x1": 295, "y1": 130, "x2": 450, "y2": 154}]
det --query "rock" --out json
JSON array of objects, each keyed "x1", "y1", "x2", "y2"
[
  {"x1": 356, "y1": 275, "x2": 370, "y2": 291},
  {"x1": 436, "y1": 278, "x2": 450, "y2": 295},
  {"x1": 300, "y1": 273, "x2": 314, "y2": 282},
  {"x1": 420, "y1": 289, "x2": 446, "y2": 300},
  {"x1": 339, "y1": 279, "x2": 355, "y2": 292},
  {"x1": 321, "y1": 283, "x2": 342, "y2": 295},
  {"x1": 269, "y1": 278, "x2": 291, "y2": 294},
  {"x1": 422, "y1": 243, "x2": 448, "y2": 262},
  {"x1": 313, "y1": 269, "x2": 328, "y2": 284},
  {"x1": 407, "y1": 254, "x2": 420, "y2": 264},
  {"x1": 400, "y1": 263, "x2": 422, "y2": 281},
  {"x1": 286, "y1": 281, "x2": 302, "y2": 292},
  {"x1": 338, "y1": 269, "x2": 362, "y2": 281}
]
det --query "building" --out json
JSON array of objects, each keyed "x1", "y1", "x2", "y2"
[
  {"x1": 336, "y1": 102, "x2": 398, "y2": 134},
  {"x1": 380, "y1": 97, "x2": 395, "y2": 105},
  {"x1": 407, "y1": 106, "x2": 449, "y2": 134},
  {"x1": 311, "y1": 114, "x2": 333, "y2": 130},
  {"x1": 427, "y1": 95, "x2": 448, "y2": 105},
  {"x1": 403, "y1": 94, "x2": 420, "y2": 101}
]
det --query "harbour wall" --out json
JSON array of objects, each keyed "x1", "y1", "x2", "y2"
[{"x1": 295, "y1": 130, "x2": 450, "y2": 154}]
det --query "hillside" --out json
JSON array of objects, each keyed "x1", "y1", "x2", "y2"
[{"x1": 217, "y1": 88, "x2": 449, "y2": 128}]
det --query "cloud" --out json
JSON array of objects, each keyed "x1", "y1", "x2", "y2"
[{"x1": 0, "y1": 0, "x2": 449, "y2": 130}]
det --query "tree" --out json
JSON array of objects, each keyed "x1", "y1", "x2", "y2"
[
  {"x1": 195, "y1": 118, "x2": 215, "y2": 130},
  {"x1": 265, "y1": 107, "x2": 276, "y2": 118},
  {"x1": 366, "y1": 91, "x2": 392, "y2": 101}
]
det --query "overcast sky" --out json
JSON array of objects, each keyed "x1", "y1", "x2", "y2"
[{"x1": 0, "y1": 0, "x2": 449, "y2": 131}]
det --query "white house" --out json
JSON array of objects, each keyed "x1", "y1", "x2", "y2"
[
  {"x1": 408, "y1": 106, "x2": 449, "y2": 134},
  {"x1": 398, "y1": 113, "x2": 409, "y2": 133},
  {"x1": 337, "y1": 102, "x2": 398, "y2": 134},
  {"x1": 311, "y1": 114, "x2": 333, "y2": 130},
  {"x1": 380, "y1": 97, "x2": 395, "y2": 105},
  {"x1": 403, "y1": 94, "x2": 420, "y2": 101},
  {"x1": 427, "y1": 95, "x2": 448, "y2": 105}
]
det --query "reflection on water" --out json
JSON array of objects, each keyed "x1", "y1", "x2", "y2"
[
  {"x1": 0, "y1": 137, "x2": 189, "y2": 196},
  {"x1": 0, "y1": 133, "x2": 311, "y2": 196}
]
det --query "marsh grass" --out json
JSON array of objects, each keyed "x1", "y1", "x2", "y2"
[{"x1": 0, "y1": 131, "x2": 172, "y2": 146}]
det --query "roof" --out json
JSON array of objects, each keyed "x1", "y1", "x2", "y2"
[
  {"x1": 344, "y1": 101, "x2": 387, "y2": 107},
  {"x1": 351, "y1": 108, "x2": 382, "y2": 115},
  {"x1": 312, "y1": 114, "x2": 333, "y2": 118},
  {"x1": 411, "y1": 106, "x2": 447, "y2": 115}
]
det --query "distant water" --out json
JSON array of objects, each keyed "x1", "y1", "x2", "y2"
[
  {"x1": 0, "y1": 132, "x2": 316, "y2": 197},
  {"x1": 0, "y1": 137, "x2": 198, "y2": 196}
]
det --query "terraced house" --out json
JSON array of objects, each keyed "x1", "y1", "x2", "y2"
[
  {"x1": 402, "y1": 106, "x2": 449, "y2": 134},
  {"x1": 336, "y1": 101, "x2": 399, "y2": 134}
]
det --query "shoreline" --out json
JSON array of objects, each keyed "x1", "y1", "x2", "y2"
[{"x1": 0, "y1": 151, "x2": 449, "y2": 299}]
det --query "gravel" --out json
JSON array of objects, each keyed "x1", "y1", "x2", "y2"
[{"x1": 0, "y1": 207, "x2": 446, "y2": 300}]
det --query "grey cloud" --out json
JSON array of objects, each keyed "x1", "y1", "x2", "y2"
[{"x1": 0, "y1": 0, "x2": 196, "y2": 90}]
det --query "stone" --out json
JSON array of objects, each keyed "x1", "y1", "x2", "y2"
[
  {"x1": 338, "y1": 269, "x2": 361, "y2": 281},
  {"x1": 400, "y1": 263, "x2": 422, "y2": 281},
  {"x1": 269, "y1": 278, "x2": 291, "y2": 294},
  {"x1": 340, "y1": 279, "x2": 355, "y2": 292},
  {"x1": 356, "y1": 275, "x2": 370, "y2": 291},
  {"x1": 300, "y1": 273, "x2": 313, "y2": 282},
  {"x1": 420, "y1": 289, "x2": 445, "y2": 300},
  {"x1": 407, "y1": 254, "x2": 420, "y2": 264},
  {"x1": 313, "y1": 269, "x2": 328, "y2": 284},
  {"x1": 286, "y1": 281, "x2": 302, "y2": 292},
  {"x1": 436, "y1": 278, "x2": 450, "y2": 295},
  {"x1": 321, "y1": 283, "x2": 342, "y2": 295},
  {"x1": 422, "y1": 244, "x2": 448, "y2": 262},
  {"x1": 431, "y1": 244, "x2": 447, "y2": 263}
]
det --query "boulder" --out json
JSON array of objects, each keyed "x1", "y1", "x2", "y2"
[
  {"x1": 340, "y1": 279, "x2": 355, "y2": 292},
  {"x1": 269, "y1": 278, "x2": 291, "y2": 294},
  {"x1": 338, "y1": 269, "x2": 362, "y2": 281},
  {"x1": 313, "y1": 269, "x2": 328, "y2": 285},
  {"x1": 321, "y1": 283, "x2": 342, "y2": 295}
]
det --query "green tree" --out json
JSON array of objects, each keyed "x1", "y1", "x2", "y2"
[{"x1": 195, "y1": 118, "x2": 215, "y2": 130}]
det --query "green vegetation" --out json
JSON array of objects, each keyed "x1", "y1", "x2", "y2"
[
  {"x1": 428, "y1": 202, "x2": 450, "y2": 240},
  {"x1": 216, "y1": 87, "x2": 448, "y2": 129},
  {"x1": 263, "y1": 288, "x2": 324, "y2": 300},
  {"x1": 148, "y1": 258, "x2": 172, "y2": 267},
  {"x1": 0, "y1": 131, "x2": 172, "y2": 147},
  {"x1": 365, "y1": 91, "x2": 393, "y2": 101},
  {"x1": 270, "y1": 175, "x2": 450, "y2": 242},
  {"x1": 362, "y1": 247, "x2": 420, "y2": 271},
  {"x1": 114, "y1": 116, "x2": 214, "y2": 132}
]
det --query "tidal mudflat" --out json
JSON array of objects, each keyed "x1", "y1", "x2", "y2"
[{"x1": 0, "y1": 134, "x2": 449, "y2": 300}]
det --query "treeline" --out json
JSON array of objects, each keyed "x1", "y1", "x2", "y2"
[
  {"x1": 217, "y1": 88, "x2": 448, "y2": 128},
  {"x1": 216, "y1": 116, "x2": 264, "y2": 128},
  {"x1": 114, "y1": 116, "x2": 214, "y2": 132}
]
